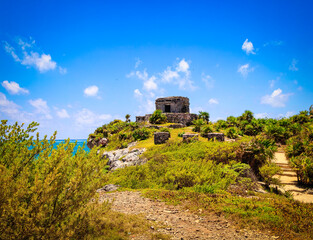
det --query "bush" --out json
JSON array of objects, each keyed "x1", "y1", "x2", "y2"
[
  {"x1": 226, "y1": 127, "x2": 238, "y2": 139},
  {"x1": 149, "y1": 110, "x2": 167, "y2": 124},
  {"x1": 0, "y1": 121, "x2": 111, "y2": 239},
  {"x1": 192, "y1": 119, "x2": 205, "y2": 132},
  {"x1": 259, "y1": 162, "x2": 282, "y2": 186},
  {"x1": 159, "y1": 127, "x2": 170, "y2": 133},
  {"x1": 200, "y1": 124, "x2": 213, "y2": 137},
  {"x1": 133, "y1": 127, "x2": 152, "y2": 140}
]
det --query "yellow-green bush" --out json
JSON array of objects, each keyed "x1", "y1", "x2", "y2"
[{"x1": 0, "y1": 120, "x2": 134, "y2": 239}]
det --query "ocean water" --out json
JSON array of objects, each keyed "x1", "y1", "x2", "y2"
[{"x1": 53, "y1": 139, "x2": 90, "y2": 153}]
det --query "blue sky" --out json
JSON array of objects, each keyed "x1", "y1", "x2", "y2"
[{"x1": 0, "y1": 0, "x2": 312, "y2": 139}]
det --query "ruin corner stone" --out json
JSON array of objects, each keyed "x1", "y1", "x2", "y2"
[
  {"x1": 154, "y1": 132, "x2": 170, "y2": 144},
  {"x1": 207, "y1": 133, "x2": 225, "y2": 142},
  {"x1": 182, "y1": 134, "x2": 199, "y2": 143}
]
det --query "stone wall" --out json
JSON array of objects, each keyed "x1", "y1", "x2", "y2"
[
  {"x1": 207, "y1": 133, "x2": 225, "y2": 142},
  {"x1": 136, "y1": 113, "x2": 197, "y2": 126},
  {"x1": 156, "y1": 96, "x2": 190, "y2": 113}
]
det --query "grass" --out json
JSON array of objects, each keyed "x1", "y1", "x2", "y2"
[{"x1": 143, "y1": 189, "x2": 313, "y2": 240}]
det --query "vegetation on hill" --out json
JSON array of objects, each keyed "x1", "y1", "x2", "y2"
[{"x1": 0, "y1": 120, "x2": 155, "y2": 239}]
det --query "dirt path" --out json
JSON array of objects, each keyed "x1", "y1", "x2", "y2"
[
  {"x1": 273, "y1": 152, "x2": 313, "y2": 203},
  {"x1": 100, "y1": 191, "x2": 276, "y2": 240}
]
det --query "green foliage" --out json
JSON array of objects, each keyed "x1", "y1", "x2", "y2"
[
  {"x1": 192, "y1": 119, "x2": 205, "y2": 132},
  {"x1": 259, "y1": 162, "x2": 282, "y2": 186},
  {"x1": 159, "y1": 127, "x2": 170, "y2": 133},
  {"x1": 149, "y1": 110, "x2": 167, "y2": 124},
  {"x1": 198, "y1": 111, "x2": 210, "y2": 123},
  {"x1": 226, "y1": 127, "x2": 239, "y2": 139},
  {"x1": 132, "y1": 127, "x2": 153, "y2": 140},
  {"x1": 125, "y1": 114, "x2": 131, "y2": 123},
  {"x1": 0, "y1": 120, "x2": 116, "y2": 239},
  {"x1": 200, "y1": 124, "x2": 213, "y2": 137},
  {"x1": 178, "y1": 132, "x2": 185, "y2": 137}
]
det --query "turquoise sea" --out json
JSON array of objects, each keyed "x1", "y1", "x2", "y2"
[{"x1": 53, "y1": 139, "x2": 90, "y2": 153}]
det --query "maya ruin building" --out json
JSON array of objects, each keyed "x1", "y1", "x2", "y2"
[{"x1": 136, "y1": 96, "x2": 198, "y2": 125}]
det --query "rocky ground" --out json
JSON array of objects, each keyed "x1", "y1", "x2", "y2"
[{"x1": 100, "y1": 191, "x2": 278, "y2": 240}]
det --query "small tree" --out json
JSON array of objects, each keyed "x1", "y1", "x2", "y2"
[
  {"x1": 149, "y1": 110, "x2": 167, "y2": 124},
  {"x1": 199, "y1": 111, "x2": 210, "y2": 123},
  {"x1": 125, "y1": 114, "x2": 131, "y2": 123},
  {"x1": 192, "y1": 119, "x2": 205, "y2": 132}
]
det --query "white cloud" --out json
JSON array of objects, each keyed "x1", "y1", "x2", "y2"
[
  {"x1": 1, "y1": 80, "x2": 29, "y2": 95},
  {"x1": 22, "y1": 52, "x2": 57, "y2": 72},
  {"x1": 269, "y1": 80, "x2": 275, "y2": 88},
  {"x1": 261, "y1": 88, "x2": 292, "y2": 107},
  {"x1": 202, "y1": 74, "x2": 214, "y2": 89},
  {"x1": 237, "y1": 64, "x2": 254, "y2": 77},
  {"x1": 134, "y1": 89, "x2": 142, "y2": 97},
  {"x1": 208, "y1": 98, "x2": 219, "y2": 105},
  {"x1": 56, "y1": 109, "x2": 70, "y2": 118},
  {"x1": 143, "y1": 76, "x2": 157, "y2": 91},
  {"x1": 176, "y1": 58, "x2": 189, "y2": 72},
  {"x1": 161, "y1": 67, "x2": 179, "y2": 83},
  {"x1": 84, "y1": 85, "x2": 99, "y2": 97},
  {"x1": 289, "y1": 59, "x2": 299, "y2": 71},
  {"x1": 255, "y1": 113, "x2": 268, "y2": 119},
  {"x1": 0, "y1": 92, "x2": 20, "y2": 115},
  {"x1": 59, "y1": 67, "x2": 67, "y2": 74},
  {"x1": 75, "y1": 108, "x2": 112, "y2": 127},
  {"x1": 160, "y1": 59, "x2": 195, "y2": 90},
  {"x1": 135, "y1": 58, "x2": 142, "y2": 69},
  {"x1": 29, "y1": 98, "x2": 52, "y2": 119},
  {"x1": 4, "y1": 38, "x2": 64, "y2": 73},
  {"x1": 242, "y1": 39, "x2": 255, "y2": 55}
]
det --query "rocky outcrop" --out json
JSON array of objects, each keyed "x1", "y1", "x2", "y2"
[
  {"x1": 102, "y1": 144, "x2": 146, "y2": 170},
  {"x1": 154, "y1": 132, "x2": 170, "y2": 144},
  {"x1": 87, "y1": 137, "x2": 108, "y2": 149}
]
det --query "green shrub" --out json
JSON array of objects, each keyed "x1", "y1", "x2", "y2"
[
  {"x1": 226, "y1": 127, "x2": 238, "y2": 139},
  {"x1": 0, "y1": 121, "x2": 112, "y2": 239},
  {"x1": 259, "y1": 163, "x2": 282, "y2": 186},
  {"x1": 132, "y1": 127, "x2": 152, "y2": 140},
  {"x1": 178, "y1": 132, "x2": 185, "y2": 137},
  {"x1": 200, "y1": 124, "x2": 213, "y2": 137},
  {"x1": 149, "y1": 110, "x2": 167, "y2": 124},
  {"x1": 192, "y1": 119, "x2": 205, "y2": 132},
  {"x1": 198, "y1": 111, "x2": 210, "y2": 123},
  {"x1": 159, "y1": 127, "x2": 170, "y2": 133}
]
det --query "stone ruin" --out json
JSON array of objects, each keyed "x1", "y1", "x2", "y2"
[
  {"x1": 136, "y1": 96, "x2": 197, "y2": 126},
  {"x1": 207, "y1": 133, "x2": 225, "y2": 142},
  {"x1": 154, "y1": 132, "x2": 171, "y2": 144}
]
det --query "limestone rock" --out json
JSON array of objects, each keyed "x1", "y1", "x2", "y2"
[
  {"x1": 154, "y1": 132, "x2": 170, "y2": 144},
  {"x1": 207, "y1": 133, "x2": 225, "y2": 142},
  {"x1": 97, "y1": 184, "x2": 120, "y2": 192},
  {"x1": 102, "y1": 144, "x2": 146, "y2": 170}
]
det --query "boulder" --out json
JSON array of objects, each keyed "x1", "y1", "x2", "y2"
[
  {"x1": 87, "y1": 137, "x2": 108, "y2": 149},
  {"x1": 102, "y1": 145, "x2": 146, "y2": 170},
  {"x1": 154, "y1": 132, "x2": 170, "y2": 144}
]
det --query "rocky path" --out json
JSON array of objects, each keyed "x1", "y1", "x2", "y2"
[
  {"x1": 100, "y1": 191, "x2": 276, "y2": 240},
  {"x1": 273, "y1": 152, "x2": 313, "y2": 203}
]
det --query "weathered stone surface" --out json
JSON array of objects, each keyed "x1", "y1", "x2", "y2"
[
  {"x1": 182, "y1": 134, "x2": 198, "y2": 143},
  {"x1": 154, "y1": 132, "x2": 170, "y2": 144},
  {"x1": 168, "y1": 123, "x2": 184, "y2": 129},
  {"x1": 136, "y1": 96, "x2": 198, "y2": 126},
  {"x1": 156, "y1": 96, "x2": 190, "y2": 113},
  {"x1": 102, "y1": 145, "x2": 146, "y2": 170},
  {"x1": 97, "y1": 184, "x2": 120, "y2": 192},
  {"x1": 207, "y1": 133, "x2": 225, "y2": 142}
]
